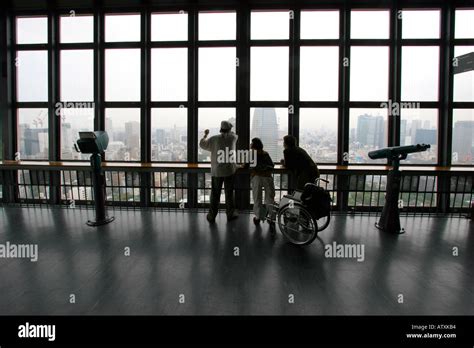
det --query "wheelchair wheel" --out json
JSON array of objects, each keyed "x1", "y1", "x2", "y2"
[
  {"x1": 277, "y1": 203, "x2": 318, "y2": 246},
  {"x1": 316, "y1": 213, "x2": 331, "y2": 232}
]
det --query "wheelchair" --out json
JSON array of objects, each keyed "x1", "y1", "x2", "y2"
[{"x1": 266, "y1": 178, "x2": 331, "y2": 246}]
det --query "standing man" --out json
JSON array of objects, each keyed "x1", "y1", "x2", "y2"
[
  {"x1": 199, "y1": 120, "x2": 239, "y2": 223},
  {"x1": 281, "y1": 135, "x2": 320, "y2": 191}
]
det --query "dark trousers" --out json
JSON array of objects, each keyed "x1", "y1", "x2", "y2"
[
  {"x1": 296, "y1": 171, "x2": 319, "y2": 190},
  {"x1": 210, "y1": 175, "x2": 235, "y2": 218},
  {"x1": 290, "y1": 170, "x2": 319, "y2": 192}
]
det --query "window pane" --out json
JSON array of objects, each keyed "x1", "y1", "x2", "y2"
[
  {"x1": 251, "y1": 47, "x2": 289, "y2": 101},
  {"x1": 351, "y1": 10, "x2": 390, "y2": 39},
  {"x1": 350, "y1": 46, "x2": 389, "y2": 101},
  {"x1": 16, "y1": 50, "x2": 48, "y2": 102},
  {"x1": 199, "y1": 12, "x2": 236, "y2": 40},
  {"x1": 16, "y1": 17, "x2": 48, "y2": 44},
  {"x1": 300, "y1": 47, "x2": 339, "y2": 101},
  {"x1": 250, "y1": 107, "x2": 288, "y2": 162},
  {"x1": 151, "y1": 108, "x2": 187, "y2": 162},
  {"x1": 400, "y1": 109, "x2": 438, "y2": 164},
  {"x1": 60, "y1": 50, "x2": 94, "y2": 101},
  {"x1": 60, "y1": 107, "x2": 94, "y2": 160},
  {"x1": 152, "y1": 48, "x2": 187, "y2": 101},
  {"x1": 301, "y1": 10, "x2": 339, "y2": 39},
  {"x1": 251, "y1": 11, "x2": 289, "y2": 40},
  {"x1": 452, "y1": 109, "x2": 474, "y2": 165},
  {"x1": 349, "y1": 108, "x2": 388, "y2": 164},
  {"x1": 455, "y1": 9, "x2": 474, "y2": 39},
  {"x1": 453, "y1": 46, "x2": 474, "y2": 102},
  {"x1": 105, "y1": 49, "x2": 141, "y2": 101},
  {"x1": 198, "y1": 108, "x2": 236, "y2": 162},
  {"x1": 198, "y1": 47, "x2": 236, "y2": 101},
  {"x1": 401, "y1": 46, "x2": 439, "y2": 101},
  {"x1": 402, "y1": 10, "x2": 440, "y2": 39},
  {"x1": 18, "y1": 108, "x2": 49, "y2": 160},
  {"x1": 105, "y1": 108, "x2": 141, "y2": 161},
  {"x1": 151, "y1": 12, "x2": 188, "y2": 41},
  {"x1": 60, "y1": 15, "x2": 93, "y2": 43},
  {"x1": 105, "y1": 14, "x2": 141, "y2": 42},
  {"x1": 299, "y1": 108, "x2": 338, "y2": 163}
]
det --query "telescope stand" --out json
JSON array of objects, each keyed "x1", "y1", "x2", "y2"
[
  {"x1": 87, "y1": 153, "x2": 115, "y2": 227},
  {"x1": 375, "y1": 160, "x2": 405, "y2": 234}
]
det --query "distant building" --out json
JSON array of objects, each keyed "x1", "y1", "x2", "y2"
[
  {"x1": 23, "y1": 127, "x2": 48, "y2": 157},
  {"x1": 356, "y1": 114, "x2": 385, "y2": 148},
  {"x1": 400, "y1": 119, "x2": 407, "y2": 146},
  {"x1": 251, "y1": 108, "x2": 279, "y2": 161},
  {"x1": 453, "y1": 121, "x2": 474, "y2": 162},
  {"x1": 125, "y1": 121, "x2": 140, "y2": 153},
  {"x1": 158, "y1": 151, "x2": 173, "y2": 161},
  {"x1": 415, "y1": 129, "x2": 437, "y2": 145},
  {"x1": 156, "y1": 129, "x2": 166, "y2": 145},
  {"x1": 410, "y1": 119, "x2": 422, "y2": 139}
]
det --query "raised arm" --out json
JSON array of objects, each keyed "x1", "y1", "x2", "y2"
[{"x1": 199, "y1": 129, "x2": 211, "y2": 151}]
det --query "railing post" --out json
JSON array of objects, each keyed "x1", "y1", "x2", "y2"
[
  {"x1": 49, "y1": 170, "x2": 61, "y2": 205},
  {"x1": 187, "y1": 171, "x2": 198, "y2": 210},
  {"x1": 140, "y1": 171, "x2": 151, "y2": 208},
  {"x1": 2, "y1": 169, "x2": 16, "y2": 204},
  {"x1": 437, "y1": 173, "x2": 450, "y2": 215},
  {"x1": 235, "y1": 170, "x2": 250, "y2": 211},
  {"x1": 337, "y1": 172, "x2": 349, "y2": 212}
]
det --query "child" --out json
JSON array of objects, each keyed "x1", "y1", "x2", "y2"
[{"x1": 246, "y1": 138, "x2": 276, "y2": 229}]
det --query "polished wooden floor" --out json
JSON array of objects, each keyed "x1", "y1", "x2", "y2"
[{"x1": 0, "y1": 206, "x2": 472, "y2": 315}]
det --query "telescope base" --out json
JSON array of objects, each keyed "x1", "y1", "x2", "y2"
[
  {"x1": 375, "y1": 222, "x2": 405, "y2": 234},
  {"x1": 86, "y1": 216, "x2": 115, "y2": 227}
]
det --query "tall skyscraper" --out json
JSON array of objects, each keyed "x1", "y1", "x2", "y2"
[
  {"x1": 105, "y1": 117, "x2": 113, "y2": 135},
  {"x1": 156, "y1": 129, "x2": 166, "y2": 145},
  {"x1": 251, "y1": 108, "x2": 279, "y2": 161},
  {"x1": 356, "y1": 114, "x2": 385, "y2": 148},
  {"x1": 61, "y1": 122, "x2": 73, "y2": 157},
  {"x1": 23, "y1": 127, "x2": 48, "y2": 158},
  {"x1": 415, "y1": 129, "x2": 437, "y2": 144},
  {"x1": 124, "y1": 121, "x2": 140, "y2": 154},
  {"x1": 410, "y1": 119, "x2": 422, "y2": 140},
  {"x1": 400, "y1": 119, "x2": 407, "y2": 146},
  {"x1": 453, "y1": 121, "x2": 474, "y2": 162}
]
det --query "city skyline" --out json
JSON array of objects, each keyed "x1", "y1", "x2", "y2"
[
  {"x1": 12, "y1": 10, "x2": 474, "y2": 166},
  {"x1": 17, "y1": 107, "x2": 474, "y2": 165}
]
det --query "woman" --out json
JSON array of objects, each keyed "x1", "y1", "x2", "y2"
[{"x1": 246, "y1": 138, "x2": 276, "y2": 228}]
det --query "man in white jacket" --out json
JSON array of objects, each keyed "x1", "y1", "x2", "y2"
[{"x1": 199, "y1": 120, "x2": 239, "y2": 223}]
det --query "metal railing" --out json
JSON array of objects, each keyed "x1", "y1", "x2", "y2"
[{"x1": 0, "y1": 161, "x2": 472, "y2": 219}]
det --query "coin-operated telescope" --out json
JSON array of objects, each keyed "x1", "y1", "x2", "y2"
[
  {"x1": 368, "y1": 144, "x2": 430, "y2": 234},
  {"x1": 76, "y1": 131, "x2": 115, "y2": 226}
]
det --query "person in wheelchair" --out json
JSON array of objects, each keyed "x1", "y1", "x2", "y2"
[
  {"x1": 243, "y1": 138, "x2": 276, "y2": 228},
  {"x1": 281, "y1": 135, "x2": 320, "y2": 191}
]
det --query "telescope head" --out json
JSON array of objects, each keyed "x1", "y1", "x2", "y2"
[
  {"x1": 76, "y1": 131, "x2": 109, "y2": 154},
  {"x1": 368, "y1": 144, "x2": 430, "y2": 161}
]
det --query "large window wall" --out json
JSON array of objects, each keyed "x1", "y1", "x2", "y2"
[{"x1": 6, "y1": 3, "x2": 474, "y2": 166}]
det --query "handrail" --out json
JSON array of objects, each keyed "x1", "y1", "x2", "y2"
[{"x1": 0, "y1": 160, "x2": 472, "y2": 174}]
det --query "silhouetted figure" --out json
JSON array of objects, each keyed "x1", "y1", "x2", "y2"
[
  {"x1": 199, "y1": 120, "x2": 239, "y2": 223},
  {"x1": 244, "y1": 138, "x2": 275, "y2": 228},
  {"x1": 281, "y1": 135, "x2": 320, "y2": 191}
]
